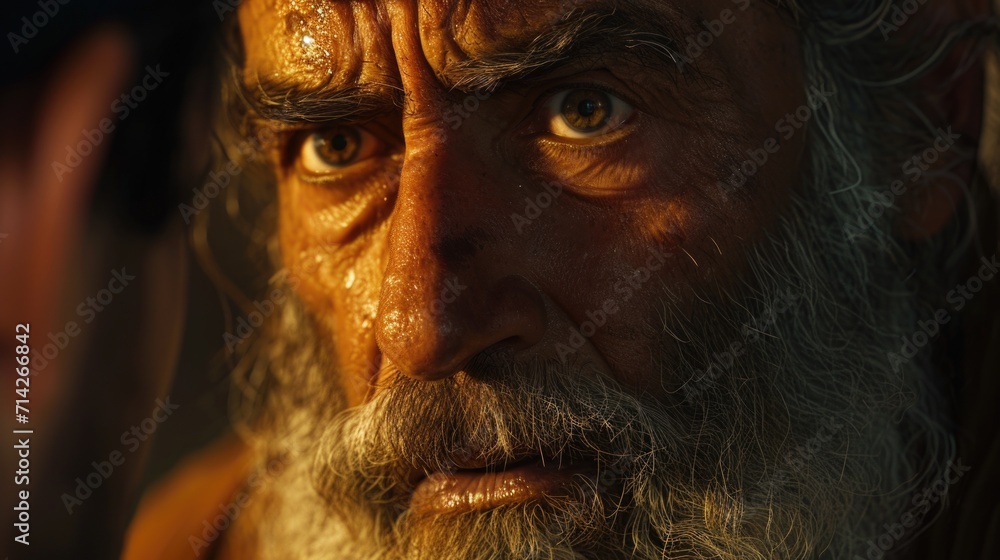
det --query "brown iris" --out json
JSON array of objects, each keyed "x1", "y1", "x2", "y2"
[
  {"x1": 560, "y1": 90, "x2": 611, "y2": 133},
  {"x1": 313, "y1": 127, "x2": 361, "y2": 167}
]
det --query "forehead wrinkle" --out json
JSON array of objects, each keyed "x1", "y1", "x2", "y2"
[
  {"x1": 441, "y1": 12, "x2": 686, "y2": 93},
  {"x1": 413, "y1": 0, "x2": 690, "y2": 91},
  {"x1": 416, "y1": 0, "x2": 559, "y2": 77},
  {"x1": 413, "y1": 0, "x2": 475, "y2": 87},
  {"x1": 240, "y1": 0, "x2": 691, "y2": 124},
  {"x1": 240, "y1": 0, "x2": 391, "y2": 94}
]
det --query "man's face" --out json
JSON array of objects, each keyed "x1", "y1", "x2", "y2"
[
  {"x1": 236, "y1": 1, "x2": 949, "y2": 558},
  {"x1": 240, "y1": 0, "x2": 804, "y2": 402}
]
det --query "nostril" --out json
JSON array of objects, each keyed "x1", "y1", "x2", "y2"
[
  {"x1": 494, "y1": 335, "x2": 530, "y2": 353},
  {"x1": 468, "y1": 337, "x2": 521, "y2": 366}
]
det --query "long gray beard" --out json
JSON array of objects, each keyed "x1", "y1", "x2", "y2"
[{"x1": 235, "y1": 65, "x2": 955, "y2": 560}]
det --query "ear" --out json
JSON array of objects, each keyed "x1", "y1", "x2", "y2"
[{"x1": 895, "y1": 0, "x2": 992, "y2": 240}]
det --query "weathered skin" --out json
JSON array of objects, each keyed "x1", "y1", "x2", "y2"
[{"x1": 238, "y1": 0, "x2": 807, "y2": 406}]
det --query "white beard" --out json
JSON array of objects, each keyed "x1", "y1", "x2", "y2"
[
  {"x1": 233, "y1": 29, "x2": 956, "y2": 560},
  {"x1": 241, "y1": 170, "x2": 952, "y2": 559}
]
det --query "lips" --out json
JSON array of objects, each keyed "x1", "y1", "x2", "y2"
[{"x1": 408, "y1": 456, "x2": 593, "y2": 516}]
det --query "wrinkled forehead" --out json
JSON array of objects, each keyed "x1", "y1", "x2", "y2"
[{"x1": 238, "y1": 0, "x2": 671, "y2": 89}]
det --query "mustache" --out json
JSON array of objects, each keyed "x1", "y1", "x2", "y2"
[{"x1": 312, "y1": 355, "x2": 687, "y2": 509}]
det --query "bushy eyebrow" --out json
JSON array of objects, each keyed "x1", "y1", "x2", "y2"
[
  {"x1": 440, "y1": 8, "x2": 687, "y2": 93},
  {"x1": 234, "y1": 72, "x2": 405, "y2": 129},
  {"x1": 236, "y1": 5, "x2": 688, "y2": 127}
]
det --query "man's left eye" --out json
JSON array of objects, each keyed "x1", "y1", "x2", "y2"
[{"x1": 546, "y1": 88, "x2": 634, "y2": 139}]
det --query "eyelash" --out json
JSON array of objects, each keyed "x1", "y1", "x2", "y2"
[
  {"x1": 536, "y1": 81, "x2": 637, "y2": 114},
  {"x1": 535, "y1": 78, "x2": 639, "y2": 111}
]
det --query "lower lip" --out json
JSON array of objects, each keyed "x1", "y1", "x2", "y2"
[{"x1": 409, "y1": 459, "x2": 589, "y2": 515}]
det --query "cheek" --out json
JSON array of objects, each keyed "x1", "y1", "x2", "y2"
[
  {"x1": 326, "y1": 257, "x2": 384, "y2": 403},
  {"x1": 554, "y1": 118, "x2": 802, "y2": 392},
  {"x1": 279, "y1": 181, "x2": 391, "y2": 403}
]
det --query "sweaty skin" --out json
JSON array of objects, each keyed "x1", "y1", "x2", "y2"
[{"x1": 238, "y1": 0, "x2": 806, "y2": 408}]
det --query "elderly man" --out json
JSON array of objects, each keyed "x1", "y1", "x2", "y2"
[{"x1": 112, "y1": 0, "x2": 1000, "y2": 559}]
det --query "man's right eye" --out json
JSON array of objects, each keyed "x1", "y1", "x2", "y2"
[
  {"x1": 545, "y1": 87, "x2": 634, "y2": 140},
  {"x1": 298, "y1": 125, "x2": 383, "y2": 175}
]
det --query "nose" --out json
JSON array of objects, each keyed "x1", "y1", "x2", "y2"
[{"x1": 374, "y1": 130, "x2": 547, "y2": 382}]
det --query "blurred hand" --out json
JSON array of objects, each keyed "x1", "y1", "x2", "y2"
[{"x1": 0, "y1": 27, "x2": 187, "y2": 559}]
